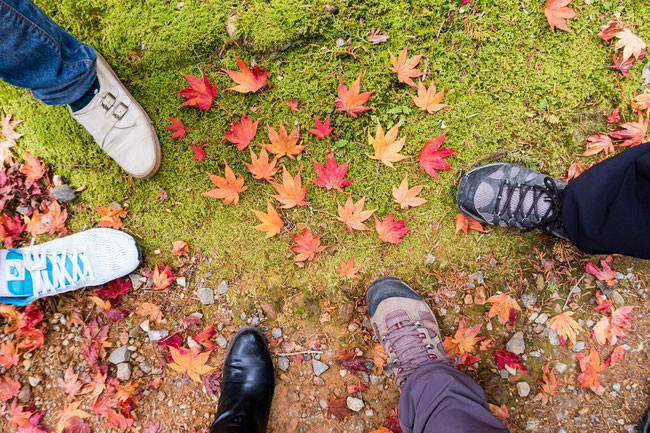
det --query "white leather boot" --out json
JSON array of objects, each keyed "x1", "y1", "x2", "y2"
[{"x1": 71, "y1": 54, "x2": 161, "y2": 178}]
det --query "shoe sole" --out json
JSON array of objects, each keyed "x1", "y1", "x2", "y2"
[{"x1": 96, "y1": 53, "x2": 162, "y2": 179}]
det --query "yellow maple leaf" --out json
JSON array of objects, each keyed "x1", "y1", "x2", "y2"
[
  {"x1": 410, "y1": 82, "x2": 448, "y2": 113},
  {"x1": 262, "y1": 121, "x2": 305, "y2": 159},
  {"x1": 443, "y1": 317, "x2": 484, "y2": 356},
  {"x1": 168, "y1": 346, "x2": 215, "y2": 383},
  {"x1": 485, "y1": 293, "x2": 521, "y2": 325},
  {"x1": 367, "y1": 121, "x2": 407, "y2": 168},
  {"x1": 95, "y1": 204, "x2": 128, "y2": 229},
  {"x1": 548, "y1": 311, "x2": 583, "y2": 347},
  {"x1": 392, "y1": 175, "x2": 427, "y2": 209},
  {"x1": 253, "y1": 201, "x2": 283, "y2": 238},
  {"x1": 56, "y1": 401, "x2": 90, "y2": 433}
]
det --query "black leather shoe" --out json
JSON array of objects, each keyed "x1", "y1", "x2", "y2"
[{"x1": 210, "y1": 326, "x2": 275, "y2": 433}]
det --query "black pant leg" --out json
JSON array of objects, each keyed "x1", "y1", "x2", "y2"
[{"x1": 561, "y1": 141, "x2": 650, "y2": 259}]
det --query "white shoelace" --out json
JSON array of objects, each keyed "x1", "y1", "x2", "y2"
[{"x1": 22, "y1": 247, "x2": 95, "y2": 298}]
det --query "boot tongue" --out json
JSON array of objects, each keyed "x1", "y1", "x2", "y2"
[{"x1": 0, "y1": 250, "x2": 33, "y2": 297}]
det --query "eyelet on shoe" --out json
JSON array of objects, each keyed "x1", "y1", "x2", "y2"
[
  {"x1": 380, "y1": 336, "x2": 386, "y2": 342},
  {"x1": 418, "y1": 333, "x2": 426, "y2": 339},
  {"x1": 414, "y1": 321, "x2": 422, "y2": 326},
  {"x1": 113, "y1": 103, "x2": 128, "y2": 120},
  {"x1": 101, "y1": 92, "x2": 116, "y2": 110},
  {"x1": 392, "y1": 358, "x2": 399, "y2": 364},
  {"x1": 425, "y1": 344, "x2": 433, "y2": 349},
  {"x1": 429, "y1": 354, "x2": 437, "y2": 359},
  {"x1": 388, "y1": 346, "x2": 393, "y2": 352}
]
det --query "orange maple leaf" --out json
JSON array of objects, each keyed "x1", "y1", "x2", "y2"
[
  {"x1": 334, "y1": 74, "x2": 374, "y2": 117},
  {"x1": 262, "y1": 122, "x2": 305, "y2": 159},
  {"x1": 148, "y1": 263, "x2": 175, "y2": 290},
  {"x1": 443, "y1": 317, "x2": 484, "y2": 363},
  {"x1": 371, "y1": 343, "x2": 387, "y2": 373},
  {"x1": 289, "y1": 228, "x2": 326, "y2": 262},
  {"x1": 0, "y1": 139, "x2": 14, "y2": 165},
  {"x1": 253, "y1": 201, "x2": 284, "y2": 238},
  {"x1": 19, "y1": 150, "x2": 45, "y2": 185},
  {"x1": 389, "y1": 47, "x2": 424, "y2": 87},
  {"x1": 544, "y1": 0, "x2": 578, "y2": 32},
  {"x1": 269, "y1": 167, "x2": 307, "y2": 208},
  {"x1": 485, "y1": 293, "x2": 521, "y2": 325},
  {"x1": 533, "y1": 362, "x2": 559, "y2": 405},
  {"x1": 367, "y1": 121, "x2": 407, "y2": 168},
  {"x1": 222, "y1": 55, "x2": 267, "y2": 93},
  {"x1": 245, "y1": 148, "x2": 279, "y2": 181},
  {"x1": 337, "y1": 256, "x2": 361, "y2": 279},
  {"x1": 1, "y1": 113, "x2": 23, "y2": 145},
  {"x1": 24, "y1": 201, "x2": 68, "y2": 236},
  {"x1": 392, "y1": 175, "x2": 427, "y2": 209},
  {"x1": 374, "y1": 213, "x2": 410, "y2": 244},
  {"x1": 170, "y1": 240, "x2": 189, "y2": 256},
  {"x1": 548, "y1": 311, "x2": 583, "y2": 347},
  {"x1": 336, "y1": 197, "x2": 375, "y2": 232},
  {"x1": 576, "y1": 346, "x2": 606, "y2": 392},
  {"x1": 224, "y1": 113, "x2": 259, "y2": 150},
  {"x1": 368, "y1": 428, "x2": 392, "y2": 433},
  {"x1": 56, "y1": 400, "x2": 91, "y2": 433},
  {"x1": 610, "y1": 111, "x2": 648, "y2": 148},
  {"x1": 455, "y1": 213, "x2": 489, "y2": 235},
  {"x1": 58, "y1": 366, "x2": 83, "y2": 399},
  {"x1": 631, "y1": 93, "x2": 650, "y2": 113},
  {"x1": 135, "y1": 302, "x2": 164, "y2": 323},
  {"x1": 95, "y1": 204, "x2": 128, "y2": 229},
  {"x1": 410, "y1": 81, "x2": 448, "y2": 113},
  {"x1": 583, "y1": 132, "x2": 614, "y2": 157},
  {"x1": 0, "y1": 339, "x2": 19, "y2": 368},
  {"x1": 203, "y1": 162, "x2": 248, "y2": 205},
  {"x1": 0, "y1": 377, "x2": 20, "y2": 402},
  {"x1": 176, "y1": 69, "x2": 218, "y2": 110},
  {"x1": 168, "y1": 346, "x2": 215, "y2": 383}
]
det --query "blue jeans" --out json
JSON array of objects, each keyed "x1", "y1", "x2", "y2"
[{"x1": 0, "y1": 0, "x2": 97, "y2": 105}]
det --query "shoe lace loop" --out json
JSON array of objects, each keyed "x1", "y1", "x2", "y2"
[
  {"x1": 494, "y1": 176, "x2": 563, "y2": 234},
  {"x1": 23, "y1": 247, "x2": 94, "y2": 299}
]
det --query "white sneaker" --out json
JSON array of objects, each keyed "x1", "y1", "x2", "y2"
[
  {"x1": 0, "y1": 228, "x2": 140, "y2": 306},
  {"x1": 71, "y1": 54, "x2": 162, "y2": 178}
]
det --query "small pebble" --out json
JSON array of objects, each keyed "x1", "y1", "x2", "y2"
[{"x1": 346, "y1": 396, "x2": 364, "y2": 412}]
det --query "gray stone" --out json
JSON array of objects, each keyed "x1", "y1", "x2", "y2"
[
  {"x1": 529, "y1": 350, "x2": 541, "y2": 358},
  {"x1": 108, "y1": 346, "x2": 130, "y2": 364},
  {"x1": 157, "y1": 391, "x2": 166, "y2": 401},
  {"x1": 335, "y1": 38, "x2": 345, "y2": 47},
  {"x1": 534, "y1": 313, "x2": 549, "y2": 325},
  {"x1": 586, "y1": 319, "x2": 594, "y2": 328},
  {"x1": 312, "y1": 359, "x2": 329, "y2": 376},
  {"x1": 323, "y1": 3, "x2": 338, "y2": 14},
  {"x1": 467, "y1": 271, "x2": 485, "y2": 284},
  {"x1": 52, "y1": 185, "x2": 76, "y2": 203},
  {"x1": 548, "y1": 328, "x2": 561, "y2": 346},
  {"x1": 216, "y1": 280, "x2": 229, "y2": 295},
  {"x1": 527, "y1": 312, "x2": 539, "y2": 323},
  {"x1": 571, "y1": 341, "x2": 586, "y2": 352},
  {"x1": 216, "y1": 335, "x2": 228, "y2": 349},
  {"x1": 554, "y1": 362, "x2": 568, "y2": 373},
  {"x1": 197, "y1": 287, "x2": 214, "y2": 305},
  {"x1": 517, "y1": 382, "x2": 531, "y2": 397},
  {"x1": 176, "y1": 277, "x2": 186, "y2": 287},
  {"x1": 424, "y1": 253, "x2": 436, "y2": 264},
  {"x1": 556, "y1": 428, "x2": 566, "y2": 433},
  {"x1": 130, "y1": 274, "x2": 144, "y2": 290},
  {"x1": 277, "y1": 357, "x2": 290, "y2": 372},
  {"x1": 526, "y1": 419, "x2": 540, "y2": 431},
  {"x1": 271, "y1": 328, "x2": 282, "y2": 338},
  {"x1": 611, "y1": 291, "x2": 625, "y2": 306},
  {"x1": 116, "y1": 363, "x2": 132, "y2": 381},
  {"x1": 147, "y1": 330, "x2": 169, "y2": 342},
  {"x1": 28, "y1": 376, "x2": 41, "y2": 387},
  {"x1": 139, "y1": 360, "x2": 152, "y2": 374},
  {"x1": 319, "y1": 399, "x2": 328, "y2": 409},
  {"x1": 506, "y1": 331, "x2": 525, "y2": 355},
  {"x1": 521, "y1": 293, "x2": 538, "y2": 308},
  {"x1": 499, "y1": 369, "x2": 509, "y2": 379},
  {"x1": 18, "y1": 385, "x2": 31, "y2": 403},
  {"x1": 346, "y1": 396, "x2": 364, "y2": 412}
]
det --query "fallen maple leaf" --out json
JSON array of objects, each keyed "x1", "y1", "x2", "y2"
[
  {"x1": 222, "y1": 55, "x2": 267, "y2": 93},
  {"x1": 170, "y1": 240, "x2": 189, "y2": 257},
  {"x1": 148, "y1": 263, "x2": 175, "y2": 290},
  {"x1": 0, "y1": 377, "x2": 20, "y2": 402},
  {"x1": 164, "y1": 116, "x2": 186, "y2": 139},
  {"x1": 368, "y1": 427, "x2": 392, "y2": 433},
  {"x1": 606, "y1": 108, "x2": 621, "y2": 123},
  {"x1": 56, "y1": 401, "x2": 91, "y2": 433},
  {"x1": 312, "y1": 153, "x2": 353, "y2": 191},
  {"x1": 336, "y1": 197, "x2": 375, "y2": 232},
  {"x1": 91, "y1": 277, "x2": 130, "y2": 300},
  {"x1": 455, "y1": 213, "x2": 489, "y2": 235},
  {"x1": 269, "y1": 167, "x2": 307, "y2": 208},
  {"x1": 610, "y1": 111, "x2": 648, "y2": 148},
  {"x1": 334, "y1": 74, "x2": 374, "y2": 117},
  {"x1": 371, "y1": 344, "x2": 387, "y2": 373},
  {"x1": 192, "y1": 326, "x2": 218, "y2": 351},
  {"x1": 549, "y1": 311, "x2": 583, "y2": 347},
  {"x1": 142, "y1": 420, "x2": 162, "y2": 433},
  {"x1": 567, "y1": 160, "x2": 592, "y2": 180},
  {"x1": 418, "y1": 133, "x2": 458, "y2": 179},
  {"x1": 1, "y1": 113, "x2": 22, "y2": 145},
  {"x1": 488, "y1": 403, "x2": 510, "y2": 428},
  {"x1": 410, "y1": 82, "x2": 447, "y2": 113},
  {"x1": 337, "y1": 256, "x2": 361, "y2": 279},
  {"x1": 327, "y1": 395, "x2": 351, "y2": 420},
  {"x1": 307, "y1": 115, "x2": 334, "y2": 139},
  {"x1": 168, "y1": 346, "x2": 215, "y2": 383},
  {"x1": 389, "y1": 47, "x2": 424, "y2": 87},
  {"x1": 0, "y1": 139, "x2": 14, "y2": 164},
  {"x1": 286, "y1": 97, "x2": 299, "y2": 111},
  {"x1": 608, "y1": 52, "x2": 640, "y2": 77},
  {"x1": 533, "y1": 362, "x2": 559, "y2": 405},
  {"x1": 598, "y1": 17, "x2": 629, "y2": 41},
  {"x1": 374, "y1": 213, "x2": 409, "y2": 244},
  {"x1": 58, "y1": 366, "x2": 83, "y2": 399},
  {"x1": 20, "y1": 151, "x2": 45, "y2": 186},
  {"x1": 0, "y1": 215, "x2": 26, "y2": 248},
  {"x1": 367, "y1": 121, "x2": 407, "y2": 168},
  {"x1": 203, "y1": 162, "x2": 248, "y2": 205},
  {"x1": 392, "y1": 175, "x2": 426, "y2": 209},
  {"x1": 245, "y1": 148, "x2": 279, "y2": 181},
  {"x1": 8, "y1": 400, "x2": 31, "y2": 429},
  {"x1": 544, "y1": 0, "x2": 578, "y2": 32},
  {"x1": 614, "y1": 28, "x2": 646, "y2": 62},
  {"x1": 176, "y1": 69, "x2": 217, "y2": 110},
  {"x1": 0, "y1": 340, "x2": 19, "y2": 368},
  {"x1": 492, "y1": 350, "x2": 527, "y2": 371},
  {"x1": 583, "y1": 132, "x2": 614, "y2": 157},
  {"x1": 585, "y1": 259, "x2": 616, "y2": 286},
  {"x1": 631, "y1": 93, "x2": 650, "y2": 113},
  {"x1": 190, "y1": 144, "x2": 205, "y2": 162},
  {"x1": 485, "y1": 293, "x2": 521, "y2": 325},
  {"x1": 95, "y1": 204, "x2": 127, "y2": 229},
  {"x1": 263, "y1": 122, "x2": 305, "y2": 159},
  {"x1": 335, "y1": 349, "x2": 371, "y2": 375},
  {"x1": 135, "y1": 302, "x2": 163, "y2": 323},
  {"x1": 224, "y1": 113, "x2": 258, "y2": 150},
  {"x1": 576, "y1": 346, "x2": 606, "y2": 392},
  {"x1": 289, "y1": 228, "x2": 326, "y2": 262},
  {"x1": 443, "y1": 318, "x2": 484, "y2": 363},
  {"x1": 253, "y1": 201, "x2": 283, "y2": 238},
  {"x1": 605, "y1": 345, "x2": 627, "y2": 367}
]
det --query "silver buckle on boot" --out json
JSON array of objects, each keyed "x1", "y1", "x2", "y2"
[
  {"x1": 101, "y1": 92, "x2": 116, "y2": 110},
  {"x1": 113, "y1": 103, "x2": 128, "y2": 120}
]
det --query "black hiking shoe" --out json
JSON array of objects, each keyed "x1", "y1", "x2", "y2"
[
  {"x1": 210, "y1": 327, "x2": 275, "y2": 433},
  {"x1": 456, "y1": 162, "x2": 568, "y2": 239}
]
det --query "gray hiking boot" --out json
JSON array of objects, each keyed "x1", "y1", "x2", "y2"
[
  {"x1": 456, "y1": 162, "x2": 568, "y2": 239},
  {"x1": 366, "y1": 276, "x2": 450, "y2": 389}
]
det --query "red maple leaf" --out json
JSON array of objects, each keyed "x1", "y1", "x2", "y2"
[
  {"x1": 176, "y1": 69, "x2": 217, "y2": 110},
  {"x1": 0, "y1": 215, "x2": 26, "y2": 248},
  {"x1": 418, "y1": 133, "x2": 458, "y2": 179},
  {"x1": 583, "y1": 132, "x2": 614, "y2": 157},
  {"x1": 311, "y1": 153, "x2": 353, "y2": 191},
  {"x1": 307, "y1": 115, "x2": 334, "y2": 139},
  {"x1": 164, "y1": 116, "x2": 186, "y2": 139},
  {"x1": 222, "y1": 55, "x2": 267, "y2": 93},
  {"x1": 334, "y1": 74, "x2": 374, "y2": 117},
  {"x1": 289, "y1": 228, "x2": 326, "y2": 262},
  {"x1": 605, "y1": 345, "x2": 627, "y2": 367},
  {"x1": 192, "y1": 326, "x2": 218, "y2": 351},
  {"x1": 585, "y1": 259, "x2": 616, "y2": 286},
  {"x1": 335, "y1": 349, "x2": 370, "y2": 376},
  {"x1": 20, "y1": 151, "x2": 45, "y2": 186},
  {"x1": 608, "y1": 52, "x2": 642, "y2": 77},
  {"x1": 190, "y1": 145, "x2": 205, "y2": 162},
  {"x1": 224, "y1": 113, "x2": 259, "y2": 151},
  {"x1": 92, "y1": 277, "x2": 131, "y2": 300},
  {"x1": 374, "y1": 213, "x2": 409, "y2": 244},
  {"x1": 286, "y1": 97, "x2": 299, "y2": 111},
  {"x1": 606, "y1": 108, "x2": 621, "y2": 124},
  {"x1": 610, "y1": 111, "x2": 648, "y2": 148},
  {"x1": 327, "y1": 395, "x2": 352, "y2": 420},
  {"x1": 492, "y1": 350, "x2": 527, "y2": 371}
]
